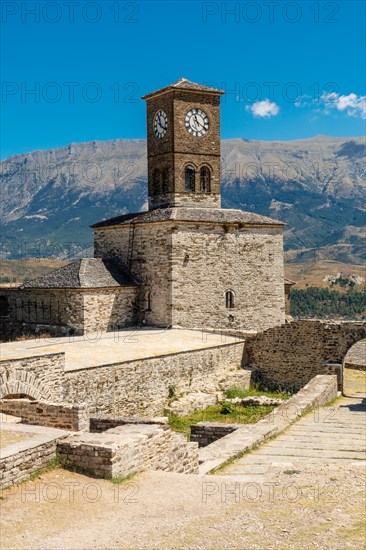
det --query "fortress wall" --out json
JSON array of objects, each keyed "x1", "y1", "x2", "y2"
[
  {"x1": 244, "y1": 320, "x2": 366, "y2": 390},
  {"x1": 63, "y1": 341, "x2": 245, "y2": 416}
]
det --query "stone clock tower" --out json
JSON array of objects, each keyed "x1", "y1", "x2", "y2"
[
  {"x1": 92, "y1": 78, "x2": 286, "y2": 332},
  {"x1": 142, "y1": 78, "x2": 225, "y2": 209}
]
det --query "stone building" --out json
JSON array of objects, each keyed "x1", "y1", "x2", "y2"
[{"x1": 1, "y1": 78, "x2": 289, "y2": 336}]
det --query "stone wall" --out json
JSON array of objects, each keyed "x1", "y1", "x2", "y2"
[
  {"x1": 82, "y1": 288, "x2": 138, "y2": 333},
  {"x1": 0, "y1": 353, "x2": 65, "y2": 402},
  {"x1": 171, "y1": 224, "x2": 285, "y2": 331},
  {"x1": 94, "y1": 223, "x2": 172, "y2": 326},
  {"x1": 0, "y1": 288, "x2": 84, "y2": 339},
  {"x1": 58, "y1": 424, "x2": 199, "y2": 477},
  {"x1": 64, "y1": 342, "x2": 245, "y2": 415},
  {"x1": 94, "y1": 220, "x2": 286, "y2": 332},
  {"x1": 244, "y1": 320, "x2": 366, "y2": 390},
  {"x1": 191, "y1": 423, "x2": 240, "y2": 447},
  {"x1": 0, "y1": 287, "x2": 138, "y2": 340},
  {"x1": 0, "y1": 399, "x2": 88, "y2": 431},
  {"x1": 0, "y1": 426, "x2": 68, "y2": 489}
]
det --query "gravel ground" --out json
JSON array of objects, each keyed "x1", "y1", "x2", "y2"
[{"x1": 1, "y1": 463, "x2": 365, "y2": 550}]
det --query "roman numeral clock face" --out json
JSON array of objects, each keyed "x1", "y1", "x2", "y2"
[
  {"x1": 185, "y1": 108, "x2": 209, "y2": 137},
  {"x1": 153, "y1": 110, "x2": 168, "y2": 139}
]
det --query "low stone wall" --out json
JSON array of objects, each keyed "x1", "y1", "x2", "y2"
[
  {"x1": 244, "y1": 320, "x2": 366, "y2": 390},
  {"x1": 90, "y1": 416, "x2": 167, "y2": 432},
  {"x1": 58, "y1": 424, "x2": 199, "y2": 477},
  {"x1": 191, "y1": 423, "x2": 240, "y2": 447},
  {"x1": 0, "y1": 353, "x2": 65, "y2": 402},
  {"x1": 0, "y1": 425, "x2": 68, "y2": 489},
  {"x1": 64, "y1": 342, "x2": 245, "y2": 416},
  {"x1": 199, "y1": 374, "x2": 338, "y2": 474},
  {"x1": 0, "y1": 399, "x2": 88, "y2": 431}
]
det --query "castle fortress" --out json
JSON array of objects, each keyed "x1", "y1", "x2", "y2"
[{"x1": 1, "y1": 79, "x2": 293, "y2": 336}]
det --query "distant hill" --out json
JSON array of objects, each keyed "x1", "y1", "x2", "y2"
[{"x1": 1, "y1": 136, "x2": 365, "y2": 262}]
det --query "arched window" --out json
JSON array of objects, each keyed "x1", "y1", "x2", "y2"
[
  {"x1": 0, "y1": 296, "x2": 9, "y2": 318},
  {"x1": 225, "y1": 290, "x2": 234, "y2": 309},
  {"x1": 152, "y1": 169, "x2": 161, "y2": 194},
  {"x1": 145, "y1": 291, "x2": 151, "y2": 312},
  {"x1": 162, "y1": 168, "x2": 169, "y2": 194},
  {"x1": 200, "y1": 166, "x2": 211, "y2": 192},
  {"x1": 185, "y1": 166, "x2": 195, "y2": 192}
]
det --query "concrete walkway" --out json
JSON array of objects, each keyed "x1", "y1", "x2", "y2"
[{"x1": 221, "y1": 396, "x2": 366, "y2": 477}]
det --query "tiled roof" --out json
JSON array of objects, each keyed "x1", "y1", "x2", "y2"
[
  {"x1": 91, "y1": 207, "x2": 285, "y2": 229},
  {"x1": 141, "y1": 78, "x2": 225, "y2": 99},
  {"x1": 20, "y1": 259, "x2": 138, "y2": 289}
]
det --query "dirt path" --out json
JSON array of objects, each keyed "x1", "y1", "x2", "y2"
[{"x1": 1, "y1": 461, "x2": 365, "y2": 549}]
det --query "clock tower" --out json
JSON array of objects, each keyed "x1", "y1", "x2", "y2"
[{"x1": 142, "y1": 78, "x2": 225, "y2": 209}]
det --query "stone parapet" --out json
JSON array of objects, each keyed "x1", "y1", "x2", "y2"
[{"x1": 0, "y1": 399, "x2": 88, "y2": 431}]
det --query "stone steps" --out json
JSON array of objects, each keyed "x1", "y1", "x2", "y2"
[{"x1": 221, "y1": 396, "x2": 366, "y2": 475}]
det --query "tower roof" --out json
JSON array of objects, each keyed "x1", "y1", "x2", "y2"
[
  {"x1": 91, "y1": 208, "x2": 285, "y2": 229},
  {"x1": 141, "y1": 78, "x2": 225, "y2": 100}
]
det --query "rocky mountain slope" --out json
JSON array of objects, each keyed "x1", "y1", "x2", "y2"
[{"x1": 1, "y1": 136, "x2": 365, "y2": 263}]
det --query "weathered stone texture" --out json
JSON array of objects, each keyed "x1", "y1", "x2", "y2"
[
  {"x1": 94, "y1": 221, "x2": 286, "y2": 331},
  {"x1": 0, "y1": 353, "x2": 65, "y2": 402},
  {"x1": 244, "y1": 320, "x2": 366, "y2": 390},
  {"x1": 171, "y1": 224, "x2": 285, "y2": 331},
  {"x1": 0, "y1": 287, "x2": 137, "y2": 339},
  {"x1": 0, "y1": 399, "x2": 88, "y2": 431},
  {"x1": 64, "y1": 342, "x2": 245, "y2": 416},
  {"x1": 58, "y1": 424, "x2": 199, "y2": 478},
  {"x1": 94, "y1": 224, "x2": 172, "y2": 326},
  {"x1": 0, "y1": 427, "x2": 68, "y2": 489}
]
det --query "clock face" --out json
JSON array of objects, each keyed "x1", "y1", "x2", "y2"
[
  {"x1": 185, "y1": 108, "x2": 209, "y2": 137},
  {"x1": 153, "y1": 110, "x2": 168, "y2": 139}
]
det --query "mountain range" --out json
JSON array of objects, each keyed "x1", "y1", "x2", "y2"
[{"x1": 1, "y1": 136, "x2": 365, "y2": 263}]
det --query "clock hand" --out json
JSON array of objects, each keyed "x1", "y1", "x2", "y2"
[{"x1": 194, "y1": 115, "x2": 204, "y2": 129}]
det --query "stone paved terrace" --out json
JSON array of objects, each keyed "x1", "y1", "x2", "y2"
[
  {"x1": 0, "y1": 328, "x2": 243, "y2": 371},
  {"x1": 221, "y1": 396, "x2": 366, "y2": 478}
]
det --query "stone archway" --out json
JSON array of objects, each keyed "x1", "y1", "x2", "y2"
[
  {"x1": 343, "y1": 339, "x2": 366, "y2": 398},
  {"x1": 0, "y1": 371, "x2": 53, "y2": 402}
]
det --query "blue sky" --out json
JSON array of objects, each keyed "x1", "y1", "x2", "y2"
[{"x1": 1, "y1": 0, "x2": 365, "y2": 158}]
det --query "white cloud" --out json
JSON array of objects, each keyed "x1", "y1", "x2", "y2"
[
  {"x1": 295, "y1": 91, "x2": 366, "y2": 119},
  {"x1": 246, "y1": 99, "x2": 280, "y2": 118},
  {"x1": 321, "y1": 92, "x2": 366, "y2": 119}
]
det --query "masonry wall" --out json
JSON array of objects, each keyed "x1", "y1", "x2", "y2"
[
  {"x1": 63, "y1": 342, "x2": 245, "y2": 415},
  {"x1": 0, "y1": 288, "x2": 84, "y2": 339},
  {"x1": 0, "y1": 353, "x2": 65, "y2": 402},
  {"x1": 1, "y1": 435, "x2": 66, "y2": 489},
  {"x1": 171, "y1": 224, "x2": 285, "y2": 331},
  {"x1": 244, "y1": 320, "x2": 366, "y2": 390},
  {"x1": 94, "y1": 220, "x2": 286, "y2": 331},
  {"x1": 0, "y1": 287, "x2": 138, "y2": 340},
  {"x1": 94, "y1": 224, "x2": 172, "y2": 326},
  {"x1": 0, "y1": 399, "x2": 88, "y2": 431},
  {"x1": 83, "y1": 288, "x2": 138, "y2": 333}
]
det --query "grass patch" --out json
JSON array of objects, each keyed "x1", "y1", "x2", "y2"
[
  {"x1": 108, "y1": 472, "x2": 137, "y2": 484},
  {"x1": 283, "y1": 469, "x2": 301, "y2": 475},
  {"x1": 167, "y1": 403, "x2": 275, "y2": 438},
  {"x1": 224, "y1": 384, "x2": 292, "y2": 400}
]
